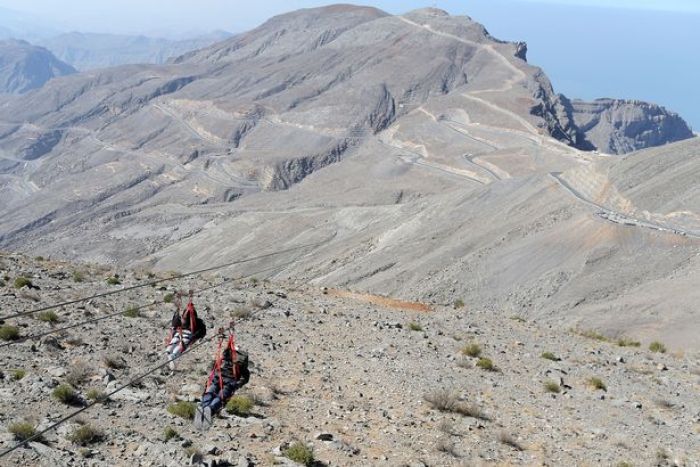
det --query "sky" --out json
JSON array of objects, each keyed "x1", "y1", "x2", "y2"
[
  {"x1": 0, "y1": 0, "x2": 698, "y2": 128},
  {"x1": 1, "y1": 0, "x2": 699, "y2": 33}
]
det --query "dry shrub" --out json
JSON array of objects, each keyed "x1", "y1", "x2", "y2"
[
  {"x1": 498, "y1": 431, "x2": 523, "y2": 451},
  {"x1": 66, "y1": 361, "x2": 93, "y2": 387},
  {"x1": 436, "y1": 437, "x2": 459, "y2": 457}
]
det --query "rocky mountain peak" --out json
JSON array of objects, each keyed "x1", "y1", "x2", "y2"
[{"x1": 0, "y1": 39, "x2": 76, "y2": 94}]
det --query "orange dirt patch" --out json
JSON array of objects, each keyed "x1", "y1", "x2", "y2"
[{"x1": 327, "y1": 289, "x2": 431, "y2": 313}]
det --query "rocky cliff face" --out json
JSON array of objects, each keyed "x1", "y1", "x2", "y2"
[
  {"x1": 0, "y1": 39, "x2": 76, "y2": 94},
  {"x1": 563, "y1": 98, "x2": 694, "y2": 154}
]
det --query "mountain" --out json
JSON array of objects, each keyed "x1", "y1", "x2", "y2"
[
  {"x1": 0, "y1": 39, "x2": 76, "y2": 94},
  {"x1": 38, "y1": 31, "x2": 233, "y2": 71},
  {"x1": 0, "y1": 5, "x2": 697, "y2": 349}
]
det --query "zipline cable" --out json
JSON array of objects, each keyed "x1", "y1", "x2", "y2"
[
  {"x1": 0, "y1": 237, "x2": 332, "y2": 322},
  {"x1": 0, "y1": 258, "x2": 300, "y2": 349},
  {"x1": 0, "y1": 234, "x2": 333, "y2": 457},
  {"x1": 0, "y1": 333, "x2": 217, "y2": 459}
]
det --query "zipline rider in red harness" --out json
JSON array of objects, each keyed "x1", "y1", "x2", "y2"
[
  {"x1": 165, "y1": 290, "x2": 206, "y2": 370},
  {"x1": 194, "y1": 322, "x2": 249, "y2": 431}
]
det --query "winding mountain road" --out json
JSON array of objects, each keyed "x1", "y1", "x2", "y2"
[{"x1": 550, "y1": 172, "x2": 700, "y2": 239}]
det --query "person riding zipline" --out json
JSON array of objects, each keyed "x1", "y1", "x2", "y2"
[
  {"x1": 194, "y1": 322, "x2": 249, "y2": 430},
  {"x1": 165, "y1": 291, "x2": 206, "y2": 370}
]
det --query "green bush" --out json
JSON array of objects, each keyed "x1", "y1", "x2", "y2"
[
  {"x1": 649, "y1": 341, "x2": 667, "y2": 353},
  {"x1": 72, "y1": 271, "x2": 85, "y2": 283},
  {"x1": 544, "y1": 380, "x2": 561, "y2": 393},
  {"x1": 0, "y1": 325, "x2": 20, "y2": 341},
  {"x1": 68, "y1": 424, "x2": 103, "y2": 446},
  {"x1": 123, "y1": 306, "x2": 140, "y2": 318},
  {"x1": 453, "y1": 298, "x2": 465, "y2": 309},
  {"x1": 617, "y1": 338, "x2": 640, "y2": 347},
  {"x1": 407, "y1": 322, "x2": 423, "y2": 332},
  {"x1": 587, "y1": 377, "x2": 607, "y2": 391},
  {"x1": 576, "y1": 329, "x2": 611, "y2": 342},
  {"x1": 10, "y1": 369, "x2": 26, "y2": 381},
  {"x1": 283, "y1": 442, "x2": 315, "y2": 466},
  {"x1": 52, "y1": 384, "x2": 79, "y2": 405},
  {"x1": 13, "y1": 277, "x2": 32, "y2": 289},
  {"x1": 476, "y1": 357, "x2": 495, "y2": 371},
  {"x1": 226, "y1": 395, "x2": 254, "y2": 416},
  {"x1": 163, "y1": 426, "x2": 180, "y2": 441},
  {"x1": 106, "y1": 276, "x2": 121, "y2": 285},
  {"x1": 167, "y1": 401, "x2": 196, "y2": 420},
  {"x1": 461, "y1": 342, "x2": 482, "y2": 358},
  {"x1": 8, "y1": 422, "x2": 40, "y2": 442},
  {"x1": 86, "y1": 388, "x2": 107, "y2": 402},
  {"x1": 37, "y1": 310, "x2": 59, "y2": 323},
  {"x1": 541, "y1": 351, "x2": 559, "y2": 361},
  {"x1": 163, "y1": 293, "x2": 174, "y2": 304}
]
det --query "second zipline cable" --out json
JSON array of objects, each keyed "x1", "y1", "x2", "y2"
[
  {"x1": 0, "y1": 237, "x2": 332, "y2": 322},
  {"x1": 0, "y1": 258, "x2": 299, "y2": 349}
]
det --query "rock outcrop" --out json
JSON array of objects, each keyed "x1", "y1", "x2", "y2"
[
  {"x1": 554, "y1": 96, "x2": 694, "y2": 154},
  {"x1": 0, "y1": 39, "x2": 76, "y2": 94}
]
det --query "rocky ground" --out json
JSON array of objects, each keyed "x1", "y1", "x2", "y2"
[{"x1": 0, "y1": 253, "x2": 699, "y2": 466}]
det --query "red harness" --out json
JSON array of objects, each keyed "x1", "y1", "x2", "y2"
[
  {"x1": 184, "y1": 300, "x2": 197, "y2": 334},
  {"x1": 165, "y1": 293, "x2": 198, "y2": 351},
  {"x1": 205, "y1": 333, "x2": 238, "y2": 394}
]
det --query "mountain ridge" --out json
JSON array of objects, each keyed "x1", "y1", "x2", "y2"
[
  {"x1": 0, "y1": 4, "x2": 697, "y2": 350},
  {"x1": 0, "y1": 39, "x2": 76, "y2": 94}
]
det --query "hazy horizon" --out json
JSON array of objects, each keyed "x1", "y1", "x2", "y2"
[{"x1": 0, "y1": 0, "x2": 697, "y2": 128}]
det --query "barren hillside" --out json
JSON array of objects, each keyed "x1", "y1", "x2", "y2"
[{"x1": 0, "y1": 254, "x2": 698, "y2": 465}]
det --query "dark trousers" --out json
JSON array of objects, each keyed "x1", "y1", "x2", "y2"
[{"x1": 200, "y1": 380, "x2": 238, "y2": 414}]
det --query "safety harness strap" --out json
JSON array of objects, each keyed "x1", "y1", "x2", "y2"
[
  {"x1": 205, "y1": 337, "x2": 224, "y2": 393},
  {"x1": 186, "y1": 290, "x2": 197, "y2": 335}
]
